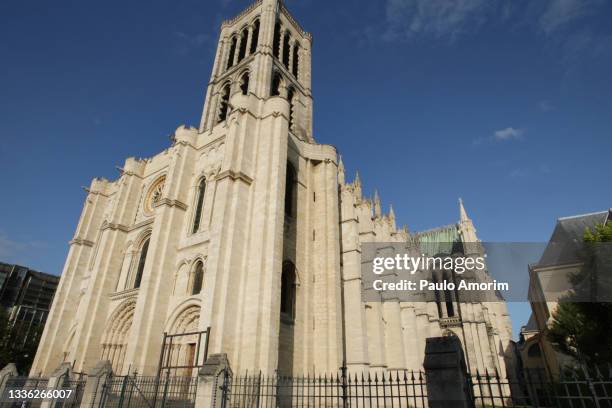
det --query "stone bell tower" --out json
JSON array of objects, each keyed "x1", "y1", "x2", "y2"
[
  {"x1": 199, "y1": 0, "x2": 313, "y2": 142},
  {"x1": 195, "y1": 0, "x2": 343, "y2": 376}
]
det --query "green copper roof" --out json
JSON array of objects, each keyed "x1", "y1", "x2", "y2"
[{"x1": 412, "y1": 224, "x2": 462, "y2": 256}]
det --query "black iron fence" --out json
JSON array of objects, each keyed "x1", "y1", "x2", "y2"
[
  {"x1": 99, "y1": 373, "x2": 197, "y2": 408},
  {"x1": 58, "y1": 374, "x2": 87, "y2": 408},
  {"x1": 222, "y1": 370, "x2": 428, "y2": 407},
  {"x1": 470, "y1": 366, "x2": 612, "y2": 408}
]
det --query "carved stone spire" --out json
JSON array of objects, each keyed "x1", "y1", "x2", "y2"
[
  {"x1": 373, "y1": 190, "x2": 382, "y2": 218},
  {"x1": 338, "y1": 156, "x2": 345, "y2": 185},
  {"x1": 458, "y1": 197, "x2": 479, "y2": 246},
  {"x1": 354, "y1": 171, "x2": 362, "y2": 198},
  {"x1": 459, "y1": 197, "x2": 469, "y2": 223}
]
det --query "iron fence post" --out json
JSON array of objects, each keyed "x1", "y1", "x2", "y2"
[
  {"x1": 220, "y1": 368, "x2": 230, "y2": 408},
  {"x1": 341, "y1": 364, "x2": 348, "y2": 408},
  {"x1": 117, "y1": 375, "x2": 128, "y2": 408},
  {"x1": 161, "y1": 371, "x2": 170, "y2": 408},
  {"x1": 125, "y1": 373, "x2": 135, "y2": 407}
]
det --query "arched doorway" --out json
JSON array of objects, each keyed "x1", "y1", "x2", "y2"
[
  {"x1": 101, "y1": 299, "x2": 136, "y2": 374},
  {"x1": 161, "y1": 304, "x2": 204, "y2": 377}
]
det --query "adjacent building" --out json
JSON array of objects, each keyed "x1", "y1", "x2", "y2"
[
  {"x1": 522, "y1": 209, "x2": 611, "y2": 378},
  {"x1": 0, "y1": 262, "x2": 59, "y2": 341}
]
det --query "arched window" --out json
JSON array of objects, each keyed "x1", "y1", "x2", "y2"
[
  {"x1": 192, "y1": 178, "x2": 206, "y2": 233},
  {"x1": 280, "y1": 261, "x2": 296, "y2": 321},
  {"x1": 191, "y1": 261, "x2": 204, "y2": 295},
  {"x1": 250, "y1": 20, "x2": 260, "y2": 54},
  {"x1": 134, "y1": 238, "x2": 150, "y2": 289},
  {"x1": 273, "y1": 22, "x2": 281, "y2": 59},
  {"x1": 282, "y1": 31, "x2": 291, "y2": 68},
  {"x1": 444, "y1": 289, "x2": 455, "y2": 317},
  {"x1": 291, "y1": 42, "x2": 300, "y2": 78},
  {"x1": 238, "y1": 28, "x2": 248, "y2": 62},
  {"x1": 432, "y1": 275, "x2": 443, "y2": 318},
  {"x1": 226, "y1": 37, "x2": 237, "y2": 69},
  {"x1": 443, "y1": 271, "x2": 455, "y2": 317},
  {"x1": 287, "y1": 87, "x2": 295, "y2": 131},
  {"x1": 240, "y1": 72, "x2": 250, "y2": 95},
  {"x1": 285, "y1": 161, "x2": 296, "y2": 216},
  {"x1": 271, "y1": 72, "x2": 282, "y2": 96},
  {"x1": 218, "y1": 84, "x2": 231, "y2": 123}
]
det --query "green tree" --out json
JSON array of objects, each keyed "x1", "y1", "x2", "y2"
[{"x1": 547, "y1": 222, "x2": 612, "y2": 365}]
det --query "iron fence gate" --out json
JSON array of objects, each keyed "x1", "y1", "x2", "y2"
[
  {"x1": 157, "y1": 327, "x2": 211, "y2": 378},
  {"x1": 221, "y1": 370, "x2": 428, "y2": 407},
  {"x1": 98, "y1": 373, "x2": 197, "y2": 408}
]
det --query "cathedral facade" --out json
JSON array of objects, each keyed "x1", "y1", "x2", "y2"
[{"x1": 31, "y1": 0, "x2": 513, "y2": 379}]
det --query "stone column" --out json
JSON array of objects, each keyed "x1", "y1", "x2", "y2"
[
  {"x1": 288, "y1": 39, "x2": 295, "y2": 72},
  {"x1": 40, "y1": 363, "x2": 71, "y2": 408},
  {"x1": 400, "y1": 304, "x2": 419, "y2": 370},
  {"x1": 245, "y1": 26, "x2": 254, "y2": 58},
  {"x1": 423, "y1": 336, "x2": 473, "y2": 408},
  {"x1": 214, "y1": 37, "x2": 228, "y2": 78},
  {"x1": 233, "y1": 35, "x2": 242, "y2": 66},
  {"x1": 195, "y1": 354, "x2": 231, "y2": 408},
  {"x1": 383, "y1": 301, "x2": 406, "y2": 370},
  {"x1": 80, "y1": 360, "x2": 112, "y2": 408},
  {"x1": 278, "y1": 29, "x2": 285, "y2": 62}
]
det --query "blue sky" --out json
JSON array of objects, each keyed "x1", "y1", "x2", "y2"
[{"x1": 1, "y1": 0, "x2": 611, "y2": 338}]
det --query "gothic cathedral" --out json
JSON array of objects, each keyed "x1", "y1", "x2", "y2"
[{"x1": 32, "y1": 0, "x2": 513, "y2": 380}]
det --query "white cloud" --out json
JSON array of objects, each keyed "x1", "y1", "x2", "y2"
[
  {"x1": 509, "y1": 168, "x2": 529, "y2": 178},
  {"x1": 384, "y1": 0, "x2": 491, "y2": 40},
  {"x1": 538, "y1": 100, "x2": 555, "y2": 112},
  {"x1": 173, "y1": 31, "x2": 213, "y2": 56},
  {"x1": 494, "y1": 127, "x2": 524, "y2": 141},
  {"x1": 539, "y1": 0, "x2": 602, "y2": 35},
  {"x1": 380, "y1": 0, "x2": 607, "y2": 43},
  {"x1": 0, "y1": 233, "x2": 46, "y2": 260}
]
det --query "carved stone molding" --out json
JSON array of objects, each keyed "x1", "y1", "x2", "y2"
[
  {"x1": 101, "y1": 223, "x2": 130, "y2": 233},
  {"x1": 154, "y1": 197, "x2": 188, "y2": 211},
  {"x1": 69, "y1": 238, "x2": 95, "y2": 247},
  {"x1": 109, "y1": 287, "x2": 140, "y2": 301},
  {"x1": 216, "y1": 169, "x2": 253, "y2": 185}
]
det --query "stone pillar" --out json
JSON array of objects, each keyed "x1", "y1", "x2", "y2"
[
  {"x1": 214, "y1": 36, "x2": 228, "y2": 78},
  {"x1": 278, "y1": 29, "x2": 285, "y2": 62},
  {"x1": 195, "y1": 354, "x2": 231, "y2": 408},
  {"x1": 0, "y1": 364, "x2": 18, "y2": 399},
  {"x1": 400, "y1": 304, "x2": 420, "y2": 370},
  {"x1": 40, "y1": 363, "x2": 71, "y2": 408},
  {"x1": 80, "y1": 360, "x2": 112, "y2": 408},
  {"x1": 288, "y1": 39, "x2": 295, "y2": 72},
  {"x1": 245, "y1": 26, "x2": 254, "y2": 57},
  {"x1": 233, "y1": 35, "x2": 242, "y2": 66},
  {"x1": 383, "y1": 301, "x2": 406, "y2": 370},
  {"x1": 423, "y1": 336, "x2": 473, "y2": 408}
]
